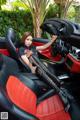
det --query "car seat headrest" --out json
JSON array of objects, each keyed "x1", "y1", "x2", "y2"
[
  {"x1": 7, "y1": 28, "x2": 16, "y2": 43},
  {"x1": 6, "y1": 28, "x2": 18, "y2": 59}
]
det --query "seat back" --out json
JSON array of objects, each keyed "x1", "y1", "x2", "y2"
[
  {"x1": 0, "y1": 54, "x2": 37, "y2": 116},
  {"x1": 6, "y1": 28, "x2": 31, "y2": 72},
  {"x1": 0, "y1": 54, "x2": 19, "y2": 87},
  {"x1": 6, "y1": 75, "x2": 37, "y2": 116}
]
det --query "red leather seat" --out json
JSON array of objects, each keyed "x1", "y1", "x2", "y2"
[
  {"x1": 6, "y1": 75, "x2": 71, "y2": 120},
  {"x1": 36, "y1": 95, "x2": 70, "y2": 120}
]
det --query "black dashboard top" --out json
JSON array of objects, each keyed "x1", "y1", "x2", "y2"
[{"x1": 41, "y1": 18, "x2": 80, "y2": 48}]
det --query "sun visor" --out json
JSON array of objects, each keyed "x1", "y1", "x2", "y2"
[{"x1": 41, "y1": 18, "x2": 80, "y2": 48}]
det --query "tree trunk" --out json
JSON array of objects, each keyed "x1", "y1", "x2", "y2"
[
  {"x1": 61, "y1": 5, "x2": 67, "y2": 18},
  {"x1": 0, "y1": 5, "x2": 1, "y2": 10},
  {"x1": 58, "y1": 4, "x2": 65, "y2": 18},
  {"x1": 33, "y1": 11, "x2": 42, "y2": 38},
  {"x1": 26, "y1": 0, "x2": 49, "y2": 38},
  {"x1": 35, "y1": 18, "x2": 41, "y2": 38}
]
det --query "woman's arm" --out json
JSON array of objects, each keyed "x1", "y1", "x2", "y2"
[{"x1": 36, "y1": 35, "x2": 57, "y2": 51}]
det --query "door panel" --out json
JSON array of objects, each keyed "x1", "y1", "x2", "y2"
[
  {"x1": 32, "y1": 38, "x2": 62, "y2": 62},
  {"x1": 33, "y1": 38, "x2": 49, "y2": 44}
]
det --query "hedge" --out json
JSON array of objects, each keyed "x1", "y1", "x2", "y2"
[{"x1": 0, "y1": 10, "x2": 33, "y2": 40}]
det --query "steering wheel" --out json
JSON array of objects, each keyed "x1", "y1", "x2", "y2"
[
  {"x1": 51, "y1": 39, "x2": 69, "y2": 64},
  {"x1": 6, "y1": 28, "x2": 31, "y2": 72}
]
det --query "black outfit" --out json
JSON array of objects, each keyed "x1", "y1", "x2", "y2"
[
  {"x1": 19, "y1": 45, "x2": 36, "y2": 57},
  {"x1": 19, "y1": 45, "x2": 38, "y2": 67}
]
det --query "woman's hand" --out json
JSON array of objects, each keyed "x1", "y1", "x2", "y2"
[
  {"x1": 51, "y1": 35, "x2": 57, "y2": 42},
  {"x1": 26, "y1": 50, "x2": 33, "y2": 58}
]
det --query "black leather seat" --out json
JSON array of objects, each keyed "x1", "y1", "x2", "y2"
[
  {"x1": 6, "y1": 28, "x2": 31, "y2": 72},
  {"x1": 0, "y1": 54, "x2": 79, "y2": 120}
]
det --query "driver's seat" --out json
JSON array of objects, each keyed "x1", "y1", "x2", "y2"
[{"x1": 6, "y1": 28, "x2": 31, "y2": 72}]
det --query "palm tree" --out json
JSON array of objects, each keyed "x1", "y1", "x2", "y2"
[
  {"x1": 54, "y1": 0, "x2": 74, "y2": 18},
  {"x1": 20, "y1": 0, "x2": 50, "y2": 37},
  {"x1": 0, "y1": 0, "x2": 7, "y2": 10}
]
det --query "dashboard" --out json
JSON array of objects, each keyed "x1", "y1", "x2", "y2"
[{"x1": 52, "y1": 39, "x2": 80, "y2": 73}]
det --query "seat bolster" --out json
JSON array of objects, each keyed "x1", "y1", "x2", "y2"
[
  {"x1": 13, "y1": 105, "x2": 38, "y2": 120},
  {"x1": 36, "y1": 95, "x2": 71, "y2": 120},
  {"x1": 15, "y1": 73, "x2": 40, "y2": 95}
]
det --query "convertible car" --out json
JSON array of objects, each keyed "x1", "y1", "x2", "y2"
[{"x1": 0, "y1": 18, "x2": 80, "y2": 120}]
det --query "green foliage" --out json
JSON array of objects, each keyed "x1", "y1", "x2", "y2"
[
  {"x1": 67, "y1": 6, "x2": 75, "y2": 21},
  {"x1": 12, "y1": 0, "x2": 28, "y2": 10},
  {"x1": 0, "y1": 0, "x2": 6, "y2": 5},
  {"x1": 74, "y1": 5, "x2": 80, "y2": 23},
  {"x1": 45, "y1": 4, "x2": 78, "y2": 23},
  {"x1": 0, "y1": 0, "x2": 6, "y2": 9},
  {"x1": 45, "y1": 4, "x2": 59, "y2": 19},
  {"x1": 0, "y1": 10, "x2": 33, "y2": 40}
]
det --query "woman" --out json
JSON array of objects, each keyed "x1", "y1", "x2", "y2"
[{"x1": 19, "y1": 32, "x2": 57, "y2": 73}]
